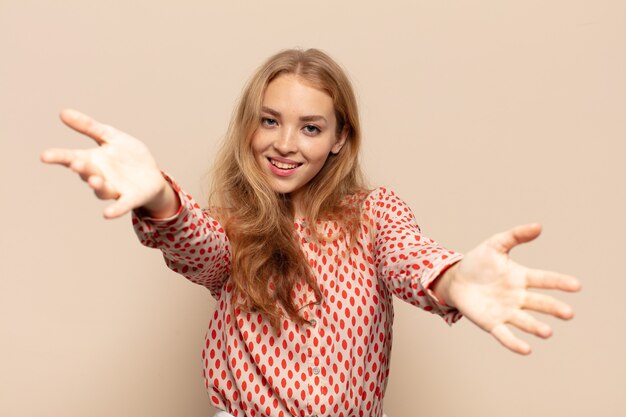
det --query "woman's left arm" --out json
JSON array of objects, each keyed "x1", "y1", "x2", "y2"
[
  {"x1": 430, "y1": 223, "x2": 581, "y2": 355},
  {"x1": 366, "y1": 187, "x2": 465, "y2": 323}
]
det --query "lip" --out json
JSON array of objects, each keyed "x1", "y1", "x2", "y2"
[
  {"x1": 268, "y1": 156, "x2": 301, "y2": 164},
  {"x1": 266, "y1": 157, "x2": 302, "y2": 177}
]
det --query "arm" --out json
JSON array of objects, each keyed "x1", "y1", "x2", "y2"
[
  {"x1": 365, "y1": 187, "x2": 464, "y2": 324},
  {"x1": 430, "y1": 223, "x2": 581, "y2": 355},
  {"x1": 41, "y1": 109, "x2": 231, "y2": 297},
  {"x1": 132, "y1": 175, "x2": 231, "y2": 298}
]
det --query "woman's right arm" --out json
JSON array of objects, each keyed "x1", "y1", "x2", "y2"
[
  {"x1": 131, "y1": 175, "x2": 231, "y2": 298},
  {"x1": 41, "y1": 109, "x2": 230, "y2": 298}
]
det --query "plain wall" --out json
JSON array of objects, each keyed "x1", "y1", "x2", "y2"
[{"x1": 1, "y1": 0, "x2": 624, "y2": 416}]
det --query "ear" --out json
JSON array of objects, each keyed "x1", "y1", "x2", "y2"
[{"x1": 331, "y1": 127, "x2": 348, "y2": 154}]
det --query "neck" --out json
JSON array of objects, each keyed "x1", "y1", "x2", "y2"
[{"x1": 289, "y1": 189, "x2": 305, "y2": 219}]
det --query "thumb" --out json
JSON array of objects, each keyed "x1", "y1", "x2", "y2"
[
  {"x1": 488, "y1": 223, "x2": 542, "y2": 254},
  {"x1": 103, "y1": 195, "x2": 137, "y2": 219}
]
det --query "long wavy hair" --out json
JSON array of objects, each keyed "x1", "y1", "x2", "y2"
[{"x1": 209, "y1": 48, "x2": 368, "y2": 328}]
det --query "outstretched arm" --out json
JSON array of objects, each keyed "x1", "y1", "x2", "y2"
[
  {"x1": 41, "y1": 109, "x2": 180, "y2": 219},
  {"x1": 42, "y1": 109, "x2": 231, "y2": 297},
  {"x1": 431, "y1": 223, "x2": 581, "y2": 355}
]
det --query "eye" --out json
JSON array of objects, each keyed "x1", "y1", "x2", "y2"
[
  {"x1": 261, "y1": 117, "x2": 277, "y2": 127},
  {"x1": 303, "y1": 124, "x2": 321, "y2": 135}
]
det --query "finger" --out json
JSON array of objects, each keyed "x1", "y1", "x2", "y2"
[
  {"x1": 88, "y1": 176, "x2": 120, "y2": 200},
  {"x1": 40, "y1": 148, "x2": 80, "y2": 167},
  {"x1": 103, "y1": 195, "x2": 136, "y2": 219},
  {"x1": 59, "y1": 109, "x2": 114, "y2": 145},
  {"x1": 70, "y1": 159, "x2": 90, "y2": 182},
  {"x1": 491, "y1": 323, "x2": 531, "y2": 355},
  {"x1": 488, "y1": 223, "x2": 542, "y2": 254},
  {"x1": 523, "y1": 292, "x2": 575, "y2": 320},
  {"x1": 69, "y1": 158, "x2": 104, "y2": 182},
  {"x1": 507, "y1": 310, "x2": 552, "y2": 339},
  {"x1": 526, "y1": 269, "x2": 582, "y2": 292}
]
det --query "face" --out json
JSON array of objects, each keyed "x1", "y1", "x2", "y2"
[{"x1": 251, "y1": 74, "x2": 346, "y2": 209}]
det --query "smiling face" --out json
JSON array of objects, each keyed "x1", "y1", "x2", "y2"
[{"x1": 251, "y1": 74, "x2": 346, "y2": 211}]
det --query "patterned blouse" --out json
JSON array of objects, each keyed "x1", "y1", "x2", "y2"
[{"x1": 132, "y1": 177, "x2": 463, "y2": 417}]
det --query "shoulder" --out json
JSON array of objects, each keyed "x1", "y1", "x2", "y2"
[
  {"x1": 360, "y1": 187, "x2": 420, "y2": 229},
  {"x1": 339, "y1": 186, "x2": 400, "y2": 207},
  {"x1": 322, "y1": 188, "x2": 412, "y2": 235},
  {"x1": 332, "y1": 187, "x2": 407, "y2": 216},
  {"x1": 361, "y1": 186, "x2": 408, "y2": 211},
  {"x1": 364, "y1": 186, "x2": 398, "y2": 201}
]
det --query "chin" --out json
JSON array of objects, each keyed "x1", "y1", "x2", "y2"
[{"x1": 268, "y1": 183, "x2": 295, "y2": 196}]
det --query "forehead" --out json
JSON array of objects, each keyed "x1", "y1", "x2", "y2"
[{"x1": 263, "y1": 74, "x2": 335, "y2": 120}]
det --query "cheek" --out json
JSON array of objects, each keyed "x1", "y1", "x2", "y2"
[
  {"x1": 250, "y1": 132, "x2": 266, "y2": 157},
  {"x1": 303, "y1": 141, "x2": 335, "y2": 164}
]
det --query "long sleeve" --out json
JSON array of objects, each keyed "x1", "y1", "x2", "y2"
[
  {"x1": 131, "y1": 174, "x2": 231, "y2": 299},
  {"x1": 364, "y1": 187, "x2": 464, "y2": 324}
]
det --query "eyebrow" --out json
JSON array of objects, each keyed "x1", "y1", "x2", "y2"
[{"x1": 261, "y1": 106, "x2": 328, "y2": 123}]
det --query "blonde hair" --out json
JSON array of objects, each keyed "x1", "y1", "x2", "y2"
[{"x1": 209, "y1": 48, "x2": 368, "y2": 328}]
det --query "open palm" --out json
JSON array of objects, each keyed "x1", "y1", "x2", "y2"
[
  {"x1": 443, "y1": 224, "x2": 581, "y2": 354},
  {"x1": 41, "y1": 109, "x2": 168, "y2": 219}
]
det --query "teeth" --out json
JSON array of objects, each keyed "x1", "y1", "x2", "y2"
[{"x1": 270, "y1": 159, "x2": 299, "y2": 169}]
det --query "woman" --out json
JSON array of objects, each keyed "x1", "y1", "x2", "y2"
[{"x1": 41, "y1": 48, "x2": 580, "y2": 417}]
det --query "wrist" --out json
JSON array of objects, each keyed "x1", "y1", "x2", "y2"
[
  {"x1": 143, "y1": 179, "x2": 181, "y2": 219},
  {"x1": 431, "y1": 262, "x2": 459, "y2": 308}
]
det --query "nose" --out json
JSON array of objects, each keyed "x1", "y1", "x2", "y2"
[{"x1": 273, "y1": 126, "x2": 297, "y2": 154}]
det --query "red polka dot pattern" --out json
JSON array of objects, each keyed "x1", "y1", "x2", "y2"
[{"x1": 133, "y1": 178, "x2": 463, "y2": 417}]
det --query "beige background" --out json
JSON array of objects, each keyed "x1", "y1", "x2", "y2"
[{"x1": 1, "y1": 0, "x2": 624, "y2": 416}]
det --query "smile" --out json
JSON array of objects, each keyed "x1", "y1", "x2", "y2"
[
  {"x1": 267, "y1": 158, "x2": 302, "y2": 177},
  {"x1": 269, "y1": 158, "x2": 301, "y2": 170}
]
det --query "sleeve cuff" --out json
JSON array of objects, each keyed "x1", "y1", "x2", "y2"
[
  {"x1": 132, "y1": 171, "x2": 185, "y2": 223},
  {"x1": 421, "y1": 253, "x2": 464, "y2": 325}
]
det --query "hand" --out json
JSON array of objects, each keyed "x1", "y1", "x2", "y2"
[
  {"x1": 433, "y1": 223, "x2": 581, "y2": 355},
  {"x1": 41, "y1": 109, "x2": 179, "y2": 219}
]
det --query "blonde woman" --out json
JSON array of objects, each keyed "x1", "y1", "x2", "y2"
[{"x1": 41, "y1": 49, "x2": 580, "y2": 417}]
